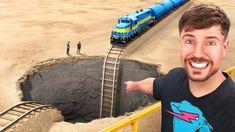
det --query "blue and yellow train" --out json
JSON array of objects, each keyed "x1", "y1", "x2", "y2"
[{"x1": 110, "y1": 0, "x2": 188, "y2": 46}]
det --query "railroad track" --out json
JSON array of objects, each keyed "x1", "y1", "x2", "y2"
[
  {"x1": 0, "y1": 101, "x2": 55, "y2": 131},
  {"x1": 100, "y1": 45, "x2": 124, "y2": 118}
]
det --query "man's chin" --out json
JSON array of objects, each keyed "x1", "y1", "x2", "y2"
[
  {"x1": 186, "y1": 68, "x2": 218, "y2": 82},
  {"x1": 188, "y1": 75, "x2": 210, "y2": 82}
]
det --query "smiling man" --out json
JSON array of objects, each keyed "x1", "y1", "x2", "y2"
[{"x1": 125, "y1": 4, "x2": 235, "y2": 132}]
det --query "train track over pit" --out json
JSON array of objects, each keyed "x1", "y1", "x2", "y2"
[
  {"x1": 0, "y1": 101, "x2": 55, "y2": 131},
  {"x1": 100, "y1": 45, "x2": 124, "y2": 118}
]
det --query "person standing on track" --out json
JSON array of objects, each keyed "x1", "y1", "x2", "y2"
[{"x1": 125, "y1": 4, "x2": 235, "y2": 132}]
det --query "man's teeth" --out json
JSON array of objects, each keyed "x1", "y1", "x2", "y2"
[{"x1": 191, "y1": 62, "x2": 208, "y2": 68}]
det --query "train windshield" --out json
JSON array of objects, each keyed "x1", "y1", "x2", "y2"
[{"x1": 120, "y1": 19, "x2": 130, "y2": 23}]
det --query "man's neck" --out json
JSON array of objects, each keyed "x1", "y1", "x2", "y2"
[{"x1": 188, "y1": 70, "x2": 226, "y2": 98}]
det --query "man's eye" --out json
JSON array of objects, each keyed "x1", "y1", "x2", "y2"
[
  {"x1": 207, "y1": 42, "x2": 216, "y2": 46},
  {"x1": 185, "y1": 40, "x2": 194, "y2": 44}
]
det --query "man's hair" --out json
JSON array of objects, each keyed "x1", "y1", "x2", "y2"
[{"x1": 178, "y1": 4, "x2": 230, "y2": 38}]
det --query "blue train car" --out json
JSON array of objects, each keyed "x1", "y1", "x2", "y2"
[
  {"x1": 149, "y1": 3, "x2": 166, "y2": 20},
  {"x1": 111, "y1": 0, "x2": 188, "y2": 46},
  {"x1": 161, "y1": 0, "x2": 174, "y2": 12},
  {"x1": 172, "y1": 0, "x2": 186, "y2": 7}
]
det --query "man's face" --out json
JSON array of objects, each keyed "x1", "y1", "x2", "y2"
[{"x1": 179, "y1": 25, "x2": 228, "y2": 82}]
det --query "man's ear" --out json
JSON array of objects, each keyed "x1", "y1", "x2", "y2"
[{"x1": 223, "y1": 39, "x2": 229, "y2": 56}]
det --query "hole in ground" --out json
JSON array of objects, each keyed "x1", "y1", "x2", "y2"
[{"x1": 19, "y1": 56, "x2": 161, "y2": 123}]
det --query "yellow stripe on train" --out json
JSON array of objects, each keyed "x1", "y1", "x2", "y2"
[{"x1": 115, "y1": 16, "x2": 152, "y2": 33}]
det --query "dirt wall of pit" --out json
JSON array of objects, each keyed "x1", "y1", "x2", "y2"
[{"x1": 19, "y1": 56, "x2": 161, "y2": 123}]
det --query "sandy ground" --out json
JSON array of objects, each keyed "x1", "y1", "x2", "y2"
[
  {"x1": 0, "y1": 0, "x2": 234, "y2": 131},
  {"x1": 0, "y1": 0, "x2": 157, "y2": 110}
]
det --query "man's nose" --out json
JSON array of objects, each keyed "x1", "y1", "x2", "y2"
[{"x1": 193, "y1": 44, "x2": 204, "y2": 58}]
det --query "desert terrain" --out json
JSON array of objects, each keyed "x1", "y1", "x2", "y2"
[{"x1": 0, "y1": 0, "x2": 234, "y2": 131}]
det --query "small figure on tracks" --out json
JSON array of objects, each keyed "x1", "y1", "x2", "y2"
[
  {"x1": 76, "y1": 41, "x2": 81, "y2": 55},
  {"x1": 66, "y1": 41, "x2": 70, "y2": 55}
]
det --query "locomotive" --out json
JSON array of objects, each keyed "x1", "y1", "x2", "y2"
[{"x1": 110, "y1": 0, "x2": 188, "y2": 46}]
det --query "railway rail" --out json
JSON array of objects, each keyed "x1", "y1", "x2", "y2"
[
  {"x1": 0, "y1": 101, "x2": 55, "y2": 131},
  {"x1": 100, "y1": 45, "x2": 124, "y2": 118}
]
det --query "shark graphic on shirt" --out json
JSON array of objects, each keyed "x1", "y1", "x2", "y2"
[{"x1": 167, "y1": 100, "x2": 213, "y2": 132}]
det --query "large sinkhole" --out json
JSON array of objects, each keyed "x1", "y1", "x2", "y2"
[{"x1": 19, "y1": 56, "x2": 161, "y2": 123}]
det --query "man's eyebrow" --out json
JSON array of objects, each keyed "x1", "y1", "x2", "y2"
[
  {"x1": 182, "y1": 34, "x2": 194, "y2": 39},
  {"x1": 182, "y1": 34, "x2": 220, "y2": 41},
  {"x1": 206, "y1": 36, "x2": 219, "y2": 41}
]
